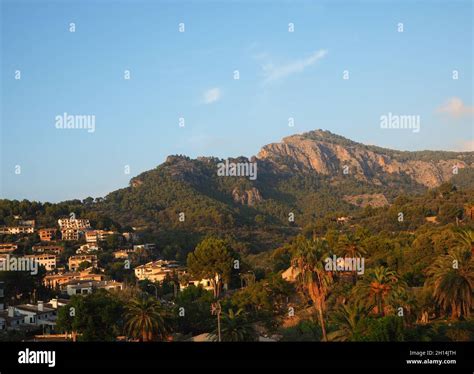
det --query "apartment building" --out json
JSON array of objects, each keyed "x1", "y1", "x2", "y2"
[
  {"x1": 85, "y1": 229, "x2": 116, "y2": 243},
  {"x1": 68, "y1": 254, "x2": 98, "y2": 271},
  {"x1": 0, "y1": 243, "x2": 18, "y2": 254},
  {"x1": 57, "y1": 218, "x2": 91, "y2": 230},
  {"x1": 85, "y1": 230, "x2": 98, "y2": 243},
  {"x1": 0, "y1": 225, "x2": 35, "y2": 234},
  {"x1": 11, "y1": 226, "x2": 35, "y2": 234},
  {"x1": 0, "y1": 219, "x2": 35, "y2": 235},
  {"x1": 43, "y1": 270, "x2": 104, "y2": 288},
  {"x1": 134, "y1": 260, "x2": 182, "y2": 282},
  {"x1": 38, "y1": 228, "x2": 56, "y2": 242},
  {"x1": 32, "y1": 245, "x2": 64, "y2": 255},
  {"x1": 25, "y1": 254, "x2": 57, "y2": 272},
  {"x1": 61, "y1": 280, "x2": 123, "y2": 296},
  {"x1": 58, "y1": 218, "x2": 92, "y2": 241},
  {"x1": 60, "y1": 228, "x2": 80, "y2": 241}
]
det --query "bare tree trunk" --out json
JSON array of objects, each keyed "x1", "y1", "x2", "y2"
[
  {"x1": 317, "y1": 301, "x2": 327, "y2": 342},
  {"x1": 211, "y1": 279, "x2": 220, "y2": 299},
  {"x1": 378, "y1": 297, "x2": 385, "y2": 317},
  {"x1": 451, "y1": 302, "x2": 459, "y2": 320}
]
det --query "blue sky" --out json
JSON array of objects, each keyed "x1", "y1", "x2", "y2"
[{"x1": 1, "y1": 0, "x2": 473, "y2": 202}]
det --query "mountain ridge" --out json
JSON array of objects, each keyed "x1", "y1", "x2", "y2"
[
  {"x1": 1, "y1": 129, "x2": 473, "y2": 254},
  {"x1": 99, "y1": 130, "x2": 472, "y2": 240},
  {"x1": 256, "y1": 129, "x2": 472, "y2": 188}
]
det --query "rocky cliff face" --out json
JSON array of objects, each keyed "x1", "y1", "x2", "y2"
[
  {"x1": 232, "y1": 187, "x2": 263, "y2": 206},
  {"x1": 257, "y1": 130, "x2": 470, "y2": 188}
]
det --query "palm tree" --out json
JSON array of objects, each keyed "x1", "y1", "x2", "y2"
[
  {"x1": 124, "y1": 295, "x2": 170, "y2": 342},
  {"x1": 338, "y1": 233, "x2": 367, "y2": 258},
  {"x1": 291, "y1": 236, "x2": 333, "y2": 341},
  {"x1": 327, "y1": 303, "x2": 368, "y2": 341},
  {"x1": 354, "y1": 266, "x2": 405, "y2": 317},
  {"x1": 213, "y1": 308, "x2": 257, "y2": 342},
  {"x1": 338, "y1": 233, "x2": 367, "y2": 284},
  {"x1": 425, "y1": 247, "x2": 474, "y2": 320},
  {"x1": 454, "y1": 229, "x2": 473, "y2": 253}
]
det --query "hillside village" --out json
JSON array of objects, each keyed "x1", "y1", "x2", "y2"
[
  {"x1": 0, "y1": 179, "x2": 472, "y2": 342},
  {"x1": 0, "y1": 216, "x2": 214, "y2": 340}
]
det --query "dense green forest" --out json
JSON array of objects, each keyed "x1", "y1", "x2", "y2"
[
  {"x1": 0, "y1": 179, "x2": 473, "y2": 342},
  {"x1": 55, "y1": 185, "x2": 474, "y2": 342}
]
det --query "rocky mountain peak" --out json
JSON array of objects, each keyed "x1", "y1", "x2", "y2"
[{"x1": 257, "y1": 130, "x2": 470, "y2": 188}]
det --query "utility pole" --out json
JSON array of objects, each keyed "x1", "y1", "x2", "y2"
[
  {"x1": 173, "y1": 282, "x2": 178, "y2": 298},
  {"x1": 211, "y1": 301, "x2": 222, "y2": 342}
]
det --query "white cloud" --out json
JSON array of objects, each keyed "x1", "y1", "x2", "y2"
[
  {"x1": 253, "y1": 51, "x2": 269, "y2": 61},
  {"x1": 262, "y1": 49, "x2": 328, "y2": 83},
  {"x1": 203, "y1": 87, "x2": 221, "y2": 104},
  {"x1": 455, "y1": 139, "x2": 474, "y2": 152},
  {"x1": 436, "y1": 97, "x2": 474, "y2": 118}
]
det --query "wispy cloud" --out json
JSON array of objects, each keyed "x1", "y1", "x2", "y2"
[
  {"x1": 454, "y1": 139, "x2": 474, "y2": 152},
  {"x1": 203, "y1": 87, "x2": 221, "y2": 104},
  {"x1": 436, "y1": 97, "x2": 474, "y2": 118},
  {"x1": 262, "y1": 49, "x2": 328, "y2": 84}
]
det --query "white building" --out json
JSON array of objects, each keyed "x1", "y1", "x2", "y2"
[
  {"x1": 0, "y1": 307, "x2": 25, "y2": 330},
  {"x1": 15, "y1": 302, "x2": 56, "y2": 327},
  {"x1": 25, "y1": 254, "x2": 57, "y2": 272},
  {"x1": 58, "y1": 218, "x2": 91, "y2": 230},
  {"x1": 85, "y1": 229, "x2": 116, "y2": 243},
  {"x1": 62, "y1": 280, "x2": 123, "y2": 296},
  {"x1": 181, "y1": 278, "x2": 213, "y2": 292},
  {"x1": 76, "y1": 244, "x2": 100, "y2": 254},
  {"x1": 133, "y1": 243, "x2": 156, "y2": 251},
  {"x1": 134, "y1": 260, "x2": 181, "y2": 282}
]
